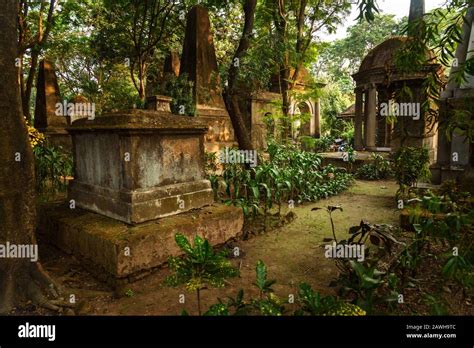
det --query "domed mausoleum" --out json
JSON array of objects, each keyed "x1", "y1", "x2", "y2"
[{"x1": 352, "y1": 3, "x2": 444, "y2": 163}]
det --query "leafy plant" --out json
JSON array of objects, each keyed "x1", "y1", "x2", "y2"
[
  {"x1": 338, "y1": 260, "x2": 385, "y2": 314},
  {"x1": 27, "y1": 121, "x2": 45, "y2": 148},
  {"x1": 355, "y1": 153, "x2": 393, "y2": 180},
  {"x1": 202, "y1": 260, "x2": 285, "y2": 316},
  {"x1": 393, "y1": 147, "x2": 430, "y2": 187},
  {"x1": 346, "y1": 220, "x2": 402, "y2": 254},
  {"x1": 341, "y1": 123, "x2": 354, "y2": 145},
  {"x1": 219, "y1": 141, "x2": 353, "y2": 228},
  {"x1": 254, "y1": 260, "x2": 276, "y2": 299},
  {"x1": 165, "y1": 233, "x2": 239, "y2": 315},
  {"x1": 343, "y1": 145, "x2": 356, "y2": 172},
  {"x1": 312, "y1": 205, "x2": 343, "y2": 243},
  {"x1": 204, "y1": 151, "x2": 219, "y2": 176},
  {"x1": 162, "y1": 73, "x2": 196, "y2": 116},
  {"x1": 296, "y1": 282, "x2": 330, "y2": 315},
  {"x1": 424, "y1": 294, "x2": 448, "y2": 316},
  {"x1": 327, "y1": 217, "x2": 405, "y2": 314},
  {"x1": 309, "y1": 135, "x2": 334, "y2": 153},
  {"x1": 33, "y1": 143, "x2": 73, "y2": 196}
]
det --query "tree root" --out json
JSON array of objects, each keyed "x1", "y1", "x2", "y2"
[{"x1": 0, "y1": 260, "x2": 74, "y2": 314}]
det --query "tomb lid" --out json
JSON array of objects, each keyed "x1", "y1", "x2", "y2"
[{"x1": 67, "y1": 109, "x2": 208, "y2": 133}]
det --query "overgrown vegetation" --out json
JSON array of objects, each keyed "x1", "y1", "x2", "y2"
[
  {"x1": 206, "y1": 141, "x2": 353, "y2": 237},
  {"x1": 160, "y1": 73, "x2": 196, "y2": 116},
  {"x1": 393, "y1": 147, "x2": 431, "y2": 204},
  {"x1": 167, "y1": 233, "x2": 366, "y2": 316},
  {"x1": 166, "y1": 233, "x2": 239, "y2": 316},
  {"x1": 326, "y1": 183, "x2": 473, "y2": 315},
  {"x1": 28, "y1": 123, "x2": 73, "y2": 196},
  {"x1": 355, "y1": 153, "x2": 393, "y2": 180}
]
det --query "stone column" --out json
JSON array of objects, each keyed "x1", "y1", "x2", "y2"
[
  {"x1": 314, "y1": 98, "x2": 321, "y2": 138},
  {"x1": 365, "y1": 84, "x2": 377, "y2": 150},
  {"x1": 354, "y1": 88, "x2": 364, "y2": 150},
  {"x1": 384, "y1": 118, "x2": 392, "y2": 148}
]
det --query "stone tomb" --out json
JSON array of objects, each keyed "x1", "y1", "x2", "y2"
[
  {"x1": 39, "y1": 107, "x2": 243, "y2": 284},
  {"x1": 67, "y1": 109, "x2": 214, "y2": 224}
]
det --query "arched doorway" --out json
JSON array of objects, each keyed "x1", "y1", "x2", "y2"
[{"x1": 291, "y1": 102, "x2": 312, "y2": 139}]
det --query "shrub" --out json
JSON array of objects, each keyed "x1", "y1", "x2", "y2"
[
  {"x1": 33, "y1": 144, "x2": 73, "y2": 195},
  {"x1": 163, "y1": 73, "x2": 196, "y2": 116},
  {"x1": 393, "y1": 147, "x2": 430, "y2": 187},
  {"x1": 165, "y1": 233, "x2": 239, "y2": 315},
  {"x1": 340, "y1": 123, "x2": 354, "y2": 145},
  {"x1": 313, "y1": 135, "x2": 334, "y2": 153},
  {"x1": 27, "y1": 122, "x2": 45, "y2": 148},
  {"x1": 355, "y1": 153, "x2": 393, "y2": 180}
]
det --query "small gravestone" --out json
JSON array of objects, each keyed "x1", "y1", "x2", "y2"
[{"x1": 146, "y1": 95, "x2": 172, "y2": 112}]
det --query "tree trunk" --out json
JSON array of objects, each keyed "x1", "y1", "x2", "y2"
[
  {"x1": 22, "y1": 50, "x2": 40, "y2": 119},
  {"x1": 223, "y1": 0, "x2": 257, "y2": 151},
  {"x1": 280, "y1": 63, "x2": 291, "y2": 141},
  {"x1": 0, "y1": 0, "x2": 59, "y2": 314},
  {"x1": 196, "y1": 288, "x2": 201, "y2": 316},
  {"x1": 274, "y1": 0, "x2": 291, "y2": 141},
  {"x1": 18, "y1": 0, "x2": 56, "y2": 119},
  {"x1": 138, "y1": 59, "x2": 146, "y2": 102}
]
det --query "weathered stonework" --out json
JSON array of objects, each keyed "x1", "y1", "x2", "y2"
[
  {"x1": 179, "y1": 5, "x2": 236, "y2": 152},
  {"x1": 146, "y1": 95, "x2": 172, "y2": 112},
  {"x1": 67, "y1": 110, "x2": 214, "y2": 224},
  {"x1": 431, "y1": 6, "x2": 474, "y2": 189},
  {"x1": 34, "y1": 59, "x2": 71, "y2": 150},
  {"x1": 352, "y1": 37, "x2": 443, "y2": 160},
  {"x1": 38, "y1": 202, "x2": 244, "y2": 283}
]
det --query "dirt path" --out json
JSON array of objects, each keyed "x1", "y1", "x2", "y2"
[{"x1": 41, "y1": 180, "x2": 400, "y2": 315}]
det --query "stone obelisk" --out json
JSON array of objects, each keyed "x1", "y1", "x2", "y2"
[{"x1": 179, "y1": 5, "x2": 236, "y2": 152}]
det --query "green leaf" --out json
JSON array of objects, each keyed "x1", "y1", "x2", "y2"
[
  {"x1": 255, "y1": 260, "x2": 267, "y2": 291},
  {"x1": 175, "y1": 233, "x2": 193, "y2": 254},
  {"x1": 203, "y1": 303, "x2": 229, "y2": 316}
]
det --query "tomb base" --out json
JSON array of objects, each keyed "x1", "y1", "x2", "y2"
[
  {"x1": 38, "y1": 202, "x2": 243, "y2": 286},
  {"x1": 68, "y1": 179, "x2": 214, "y2": 224}
]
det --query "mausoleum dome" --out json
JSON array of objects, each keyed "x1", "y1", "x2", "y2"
[{"x1": 353, "y1": 36, "x2": 440, "y2": 85}]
